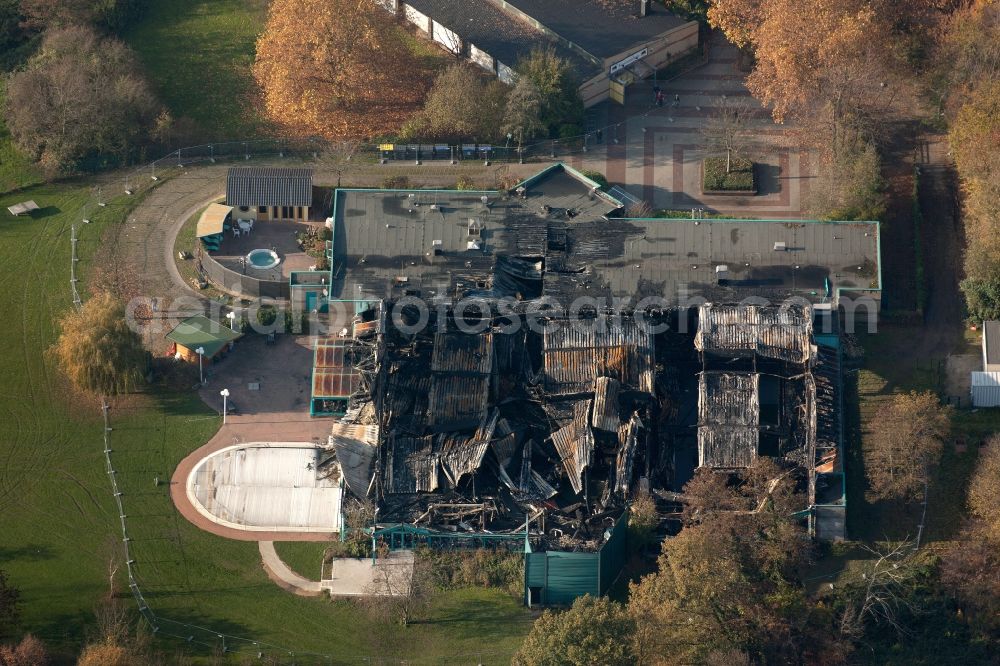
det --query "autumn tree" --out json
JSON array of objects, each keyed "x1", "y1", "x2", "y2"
[
  {"x1": 628, "y1": 510, "x2": 832, "y2": 665},
  {"x1": 626, "y1": 493, "x2": 659, "y2": 554},
  {"x1": 967, "y1": 435, "x2": 1000, "y2": 543},
  {"x1": 502, "y1": 78, "x2": 544, "y2": 156},
  {"x1": 416, "y1": 64, "x2": 509, "y2": 141},
  {"x1": 253, "y1": 0, "x2": 426, "y2": 139},
  {"x1": 515, "y1": 47, "x2": 584, "y2": 137},
  {"x1": 19, "y1": 0, "x2": 144, "y2": 33},
  {"x1": 952, "y1": 79, "x2": 1000, "y2": 318},
  {"x1": 0, "y1": 570, "x2": 18, "y2": 640},
  {"x1": 0, "y1": 635, "x2": 48, "y2": 666},
  {"x1": 806, "y1": 130, "x2": 885, "y2": 221},
  {"x1": 3, "y1": 26, "x2": 159, "y2": 173},
  {"x1": 51, "y1": 292, "x2": 148, "y2": 396},
  {"x1": 939, "y1": 525, "x2": 1000, "y2": 631},
  {"x1": 865, "y1": 391, "x2": 950, "y2": 501},
  {"x1": 513, "y1": 595, "x2": 635, "y2": 666}
]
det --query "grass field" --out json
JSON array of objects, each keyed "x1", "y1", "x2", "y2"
[
  {"x1": 124, "y1": 0, "x2": 271, "y2": 140},
  {"x1": 272, "y1": 542, "x2": 331, "y2": 581},
  {"x1": 0, "y1": 148, "x2": 531, "y2": 662}
]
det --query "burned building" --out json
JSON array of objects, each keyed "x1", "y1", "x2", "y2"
[{"x1": 311, "y1": 164, "x2": 874, "y2": 605}]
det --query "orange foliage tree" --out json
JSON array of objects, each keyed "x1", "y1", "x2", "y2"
[{"x1": 253, "y1": 0, "x2": 429, "y2": 139}]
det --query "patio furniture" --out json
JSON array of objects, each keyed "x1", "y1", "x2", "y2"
[
  {"x1": 238, "y1": 220, "x2": 252, "y2": 234},
  {"x1": 232, "y1": 227, "x2": 241, "y2": 238}
]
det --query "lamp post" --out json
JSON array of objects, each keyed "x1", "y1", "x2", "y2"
[
  {"x1": 220, "y1": 388, "x2": 230, "y2": 424},
  {"x1": 195, "y1": 346, "x2": 205, "y2": 384},
  {"x1": 226, "y1": 311, "x2": 236, "y2": 331}
]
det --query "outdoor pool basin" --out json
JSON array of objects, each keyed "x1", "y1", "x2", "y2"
[{"x1": 247, "y1": 248, "x2": 280, "y2": 270}]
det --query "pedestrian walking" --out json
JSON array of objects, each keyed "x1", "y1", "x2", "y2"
[
  {"x1": 673, "y1": 93, "x2": 680, "y2": 107},
  {"x1": 656, "y1": 90, "x2": 664, "y2": 107}
]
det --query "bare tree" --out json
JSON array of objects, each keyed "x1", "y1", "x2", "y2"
[
  {"x1": 358, "y1": 545, "x2": 432, "y2": 627},
  {"x1": 701, "y1": 96, "x2": 755, "y2": 172},
  {"x1": 4, "y1": 25, "x2": 159, "y2": 174},
  {"x1": 318, "y1": 139, "x2": 361, "y2": 189},
  {"x1": 838, "y1": 540, "x2": 921, "y2": 640}
]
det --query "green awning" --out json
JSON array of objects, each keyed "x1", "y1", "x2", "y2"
[
  {"x1": 166, "y1": 314, "x2": 242, "y2": 357},
  {"x1": 196, "y1": 203, "x2": 233, "y2": 238}
]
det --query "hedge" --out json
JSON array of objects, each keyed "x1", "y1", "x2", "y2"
[{"x1": 703, "y1": 156, "x2": 755, "y2": 192}]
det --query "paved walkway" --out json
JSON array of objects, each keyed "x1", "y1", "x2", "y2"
[
  {"x1": 259, "y1": 541, "x2": 324, "y2": 597},
  {"x1": 322, "y1": 551, "x2": 414, "y2": 597}
]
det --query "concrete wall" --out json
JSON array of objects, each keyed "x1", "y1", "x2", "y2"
[
  {"x1": 403, "y1": 4, "x2": 431, "y2": 34},
  {"x1": 470, "y1": 43, "x2": 495, "y2": 73},
  {"x1": 497, "y1": 61, "x2": 515, "y2": 85},
  {"x1": 202, "y1": 253, "x2": 291, "y2": 299},
  {"x1": 432, "y1": 20, "x2": 462, "y2": 55}
]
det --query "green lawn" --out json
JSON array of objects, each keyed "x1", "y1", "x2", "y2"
[
  {"x1": 124, "y1": 0, "x2": 271, "y2": 140},
  {"x1": 273, "y1": 542, "x2": 331, "y2": 580},
  {"x1": 0, "y1": 167, "x2": 530, "y2": 662}
]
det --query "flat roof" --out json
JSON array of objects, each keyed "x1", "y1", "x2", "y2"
[
  {"x1": 166, "y1": 315, "x2": 242, "y2": 357},
  {"x1": 189, "y1": 443, "x2": 342, "y2": 532},
  {"x1": 984, "y1": 321, "x2": 1000, "y2": 365},
  {"x1": 493, "y1": 0, "x2": 689, "y2": 59},
  {"x1": 329, "y1": 165, "x2": 880, "y2": 307},
  {"x1": 404, "y1": 0, "x2": 601, "y2": 78}
]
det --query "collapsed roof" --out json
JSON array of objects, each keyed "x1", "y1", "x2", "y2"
[{"x1": 320, "y1": 299, "x2": 841, "y2": 549}]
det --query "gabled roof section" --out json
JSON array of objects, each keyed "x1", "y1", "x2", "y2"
[
  {"x1": 543, "y1": 316, "x2": 655, "y2": 395},
  {"x1": 226, "y1": 167, "x2": 313, "y2": 207},
  {"x1": 166, "y1": 315, "x2": 242, "y2": 357},
  {"x1": 695, "y1": 303, "x2": 813, "y2": 364},
  {"x1": 697, "y1": 372, "x2": 760, "y2": 469}
]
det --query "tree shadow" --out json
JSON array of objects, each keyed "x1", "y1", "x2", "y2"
[
  {"x1": 755, "y1": 163, "x2": 781, "y2": 196},
  {"x1": 0, "y1": 544, "x2": 56, "y2": 562}
]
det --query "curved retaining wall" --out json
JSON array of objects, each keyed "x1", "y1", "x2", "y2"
[{"x1": 202, "y1": 252, "x2": 290, "y2": 299}]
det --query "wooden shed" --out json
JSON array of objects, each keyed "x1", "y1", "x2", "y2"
[{"x1": 166, "y1": 315, "x2": 242, "y2": 362}]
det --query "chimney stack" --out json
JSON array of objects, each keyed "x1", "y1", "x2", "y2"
[{"x1": 639, "y1": 0, "x2": 650, "y2": 17}]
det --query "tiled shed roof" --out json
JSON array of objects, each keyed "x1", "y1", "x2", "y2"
[{"x1": 226, "y1": 167, "x2": 313, "y2": 208}]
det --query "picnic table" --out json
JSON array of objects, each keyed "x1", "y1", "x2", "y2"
[{"x1": 7, "y1": 200, "x2": 39, "y2": 216}]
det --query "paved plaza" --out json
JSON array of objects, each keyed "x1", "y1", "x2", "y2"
[{"x1": 568, "y1": 35, "x2": 815, "y2": 218}]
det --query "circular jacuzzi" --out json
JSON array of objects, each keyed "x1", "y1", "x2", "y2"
[{"x1": 246, "y1": 249, "x2": 280, "y2": 270}]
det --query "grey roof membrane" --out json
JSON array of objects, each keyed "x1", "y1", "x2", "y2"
[
  {"x1": 405, "y1": 0, "x2": 601, "y2": 78},
  {"x1": 985, "y1": 321, "x2": 1000, "y2": 365},
  {"x1": 494, "y1": 0, "x2": 688, "y2": 59},
  {"x1": 330, "y1": 167, "x2": 880, "y2": 308}
]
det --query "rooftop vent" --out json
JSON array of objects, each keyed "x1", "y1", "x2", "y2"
[
  {"x1": 773, "y1": 241, "x2": 787, "y2": 251},
  {"x1": 467, "y1": 239, "x2": 482, "y2": 251}
]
